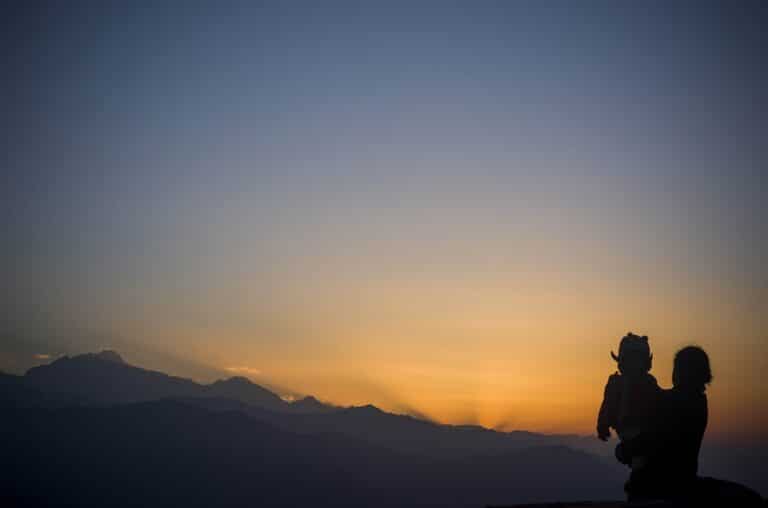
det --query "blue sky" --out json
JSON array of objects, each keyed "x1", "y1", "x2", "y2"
[{"x1": 2, "y1": 2, "x2": 766, "y2": 436}]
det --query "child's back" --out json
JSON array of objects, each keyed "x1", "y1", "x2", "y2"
[
  {"x1": 615, "y1": 370, "x2": 659, "y2": 441},
  {"x1": 597, "y1": 333, "x2": 660, "y2": 445}
]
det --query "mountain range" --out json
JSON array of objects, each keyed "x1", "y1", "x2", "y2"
[
  {"x1": 1, "y1": 351, "x2": 763, "y2": 507},
  {"x1": 2, "y1": 351, "x2": 593, "y2": 458}
]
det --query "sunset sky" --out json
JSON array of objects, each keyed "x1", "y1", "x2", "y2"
[{"x1": 2, "y1": 2, "x2": 766, "y2": 441}]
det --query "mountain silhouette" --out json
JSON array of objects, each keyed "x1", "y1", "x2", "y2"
[
  {"x1": 23, "y1": 351, "x2": 202, "y2": 404},
  {"x1": 0, "y1": 351, "x2": 630, "y2": 506},
  {"x1": 21, "y1": 351, "x2": 329, "y2": 413},
  {"x1": 287, "y1": 394, "x2": 341, "y2": 414},
  {"x1": 13, "y1": 352, "x2": 573, "y2": 458},
  {"x1": 0, "y1": 399, "x2": 625, "y2": 508},
  {"x1": 204, "y1": 375, "x2": 286, "y2": 409},
  {"x1": 90, "y1": 349, "x2": 125, "y2": 363},
  {"x1": 3, "y1": 351, "x2": 764, "y2": 506}
]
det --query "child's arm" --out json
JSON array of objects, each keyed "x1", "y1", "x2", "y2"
[{"x1": 597, "y1": 373, "x2": 621, "y2": 440}]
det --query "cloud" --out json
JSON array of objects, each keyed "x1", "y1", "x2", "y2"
[{"x1": 224, "y1": 366, "x2": 262, "y2": 376}]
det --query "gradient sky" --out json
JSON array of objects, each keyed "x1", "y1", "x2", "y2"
[{"x1": 2, "y1": 2, "x2": 766, "y2": 441}]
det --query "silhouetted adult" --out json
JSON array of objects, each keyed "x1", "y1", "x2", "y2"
[{"x1": 617, "y1": 346, "x2": 763, "y2": 505}]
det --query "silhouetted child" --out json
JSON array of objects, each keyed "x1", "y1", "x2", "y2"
[{"x1": 597, "y1": 332, "x2": 660, "y2": 468}]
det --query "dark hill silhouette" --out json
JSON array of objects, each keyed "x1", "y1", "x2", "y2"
[
  {"x1": 14, "y1": 352, "x2": 581, "y2": 458},
  {"x1": 89, "y1": 349, "x2": 125, "y2": 363},
  {"x1": 5, "y1": 351, "x2": 764, "y2": 505},
  {"x1": 204, "y1": 375, "x2": 286, "y2": 409},
  {"x1": 22, "y1": 351, "x2": 327, "y2": 412},
  {"x1": 288, "y1": 403, "x2": 555, "y2": 458},
  {"x1": 156, "y1": 394, "x2": 564, "y2": 460},
  {"x1": 288, "y1": 394, "x2": 341, "y2": 413},
  {"x1": 0, "y1": 370, "x2": 82, "y2": 407},
  {"x1": 0, "y1": 400, "x2": 626, "y2": 508},
  {"x1": 24, "y1": 351, "x2": 202, "y2": 404}
]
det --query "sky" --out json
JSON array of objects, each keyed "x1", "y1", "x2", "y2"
[{"x1": 1, "y1": 2, "x2": 766, "y2": 441}]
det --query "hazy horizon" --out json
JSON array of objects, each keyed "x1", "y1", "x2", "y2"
[
  {"x1": 2, "y1": 326, "x2": 765, "y2": 445},
  {"x1": 2, "y1": 2, "x2": 766, "y2": 444}
]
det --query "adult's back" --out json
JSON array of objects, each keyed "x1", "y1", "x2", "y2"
[
  {"x1": 657, "y1": 386, "x2": 708, "y2": 480},
  {"x1": 619, "y1": 346, "x2": 710, "y2": 498},
  {"x1": 620, "y1": 386, "x2": 706, "y2": 498},
  {"x1": 620, "y1": 346, "x2": 763, "y2": 505}
]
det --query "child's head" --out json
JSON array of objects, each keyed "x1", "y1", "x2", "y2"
[
  {"x1": 611, "y1": 332, "x2": 652, "y2": 375},
  {"x1": 672, "y1": 346, "x2": 712, "y2": 393}
]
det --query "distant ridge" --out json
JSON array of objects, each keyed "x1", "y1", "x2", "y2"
[
  {"x1": 21, "y1": 350, "x2": 324, "y2": 412},
  {"x1": 288, "y1": 394, "x2": 340, "y2": 414},
  {"x1": 2, "y1": 350, "x2": 764, "y2": 505},
  {"x1": 205, "y1": 375, "x2": 285, "y2": 408},
  {"x1": 13, "y1": 351, "x2": 593, "y2": 458},
  {"x1": 24, "y1": 350, "x2": 202, "y2": 405},
  {"x1": 92, "y1": 350, "x2": 125, "y2": 363},
  {"x1": 1, "y1": 399, "x2": 626, "y2": 507}
]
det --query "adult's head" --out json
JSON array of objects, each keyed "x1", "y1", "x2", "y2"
[{"x1": 672, "y1": 346, "x2": 712, "y2": 393}]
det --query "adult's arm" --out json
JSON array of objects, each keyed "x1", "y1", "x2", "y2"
[
  {"x1": 616, "y1": 389, "x2": 672, "y2": 461},
  {"x1": 619, "y1": 390, "x2": 705, "y2": 463}
]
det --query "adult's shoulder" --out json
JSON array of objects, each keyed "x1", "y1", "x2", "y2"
[
  {"x1": 665, "y1": 388, "x2": 708, "y2": 416},
  {"x1": 655, "y1": 387, "x2": 678, "y2": 412}
]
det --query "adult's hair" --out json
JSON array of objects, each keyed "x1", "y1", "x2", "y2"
[{"x1": 673, "y1": 346, "x2": 712, "y2": 393}]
